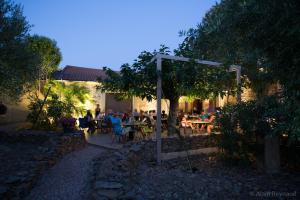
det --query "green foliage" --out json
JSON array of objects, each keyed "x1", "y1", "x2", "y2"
[
  {"x1": 47, "y1": 94, "x2": 66, "y2": 126},
  {"x1": 0, "y1": 0, "x2": 39, "y2": 100},
  {"x1": 27, "y1": 35, "x2": 62, "y2": 79},
  {"x1": 218, "y1": 96, "x2": 288, "y2": 165},
  {"x1": 217, "y1": 102, "x2": 257, "y2": 165},
  {"x1": 27, "y1": 97, "x2": 52, "y2": 130},
  {"x1": 100, "y1": 45, "x2": 234, "y2": 102},
  {"x1": 181, "y1": 0, "x2": 300, "y2": 139},
  {"x1": 99, "y1": 46, "x2": 235, "y2": 134},
  {"x1": 45, "y1": 80, "x2": 92, "y2": 116},
  {"x1": 26, "y1": 92, "x2": 77, "y2": 130}
]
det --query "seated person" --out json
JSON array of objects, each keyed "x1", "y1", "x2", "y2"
[
  {"x1": 181, "y1": 114, "x2": 193, "y2": 128},
  {"x1": 138, "y1": 110, "x2": 145, "y2": 121},
  {"x1": 139, "y1": 110, "x2": 151, "y2": 127},
  {"x1": 122, "y1": 112, "x2": 130, "y2": 123},
  {"x1": 161, "y1": 110, "x2": 168, "y2": 119},
  {"x1": 199, "y1": 110, "x2": 209, "y2": 130},
  {"x1": 100, "y1": 109, "x2": 113, "y2": 131},
  {"x1": 85, "y1": 110, "x2": 96, "y2": 134},
  {"x1": 95, "y1": 104, "x2": 101, "y2": 119},
  {"x1": 132, "y1": 109, "x2": 139, "y2": 120},
  {"x1": 200, "y1": 110, "x2": 209, "y2": 121},
  {"x1": 110, "y1": 113, "x2": 131, "y2": 140},
  {"x1": 207, "y1": 114, "x2": 216, "y2": 134}
]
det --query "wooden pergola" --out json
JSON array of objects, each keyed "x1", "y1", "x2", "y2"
[{"x1": 150, "y1": 53, "x2": 241, "y2": 164}]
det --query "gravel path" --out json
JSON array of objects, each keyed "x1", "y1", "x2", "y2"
[{"x1": 25, "y1": 145, "x2": 105, "y2": 200}]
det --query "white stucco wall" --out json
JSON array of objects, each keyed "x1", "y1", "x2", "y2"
[{"x1": 132, "y1": 96, "x2": 169, "y2": 114}]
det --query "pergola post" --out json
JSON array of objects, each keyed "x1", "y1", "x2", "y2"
[
  {"x1": 156, "y1": 55, "x2": 162, "y2": 165},
  {"x1": 229, "y1": 65, "x2": 242, "y2": 103}
]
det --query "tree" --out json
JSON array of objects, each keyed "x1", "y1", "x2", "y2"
[
  {"x1": 181, "y1": 0, "x2": 300, "y2": 173},
  {"x1": 0, "y1": 0, "x2": 39, "y2": 100},
  {"x1": 27, "y1": 35, "x2": 62, "y2": 80},
  {"x1": 99, "y1": 45, "x2": 235, "y2": 134}
]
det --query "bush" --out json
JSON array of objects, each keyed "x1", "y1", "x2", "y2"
[
  {"x1": 26, "y1": 94, "x2": 75, "y2": 130},
  {"x1": 47, "y1": 94, "x2": 67, "y2": 126},
  {"x1": 0, "y1": 102, "x2": 7, "y2": 115},
  {"x1": 217, "y1": 96, "x2": 287, "y2": 166},
  {"x1": 27, "y1": 98, "x2": 52, "y2": 130},
  {"x1": 217, "y1": 101, "x2": 258, "y2": 166}
]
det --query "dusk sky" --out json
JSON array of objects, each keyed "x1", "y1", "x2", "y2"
[{"x1": 16, "y1": 0, "x2": 218, "y2": 70}]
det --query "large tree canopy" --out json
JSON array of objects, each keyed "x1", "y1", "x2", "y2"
[
  {"x1": 27, "y1": 35, "x2": 62, "y2": 79},
  {"x1": 99, "y1": 46, "x2": 235, "y2": 134},
  {"x1": 0, "y1": 0, "x2": 38, "y2": 100},
  {"x1": 0, "y1": 0, "x2": 62, "y2": 101},
  {"x1": 180, "y1": 0, "x2": 300, "y2": 138},
  {"x1": 179, "y1": 0, "x2": 300, "y2": 173}
]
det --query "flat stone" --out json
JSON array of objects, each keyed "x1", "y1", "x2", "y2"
[
  {"x1": 94, "y1": 181, "x2": 123, "y2": 189},
  {"x1": 96, "y1": 189, "x2": 120, "y2": 199},
  {"x1": 130, "y1": 144, "x2": 142, "y2": 153},
  {"x1": 119, "y1": 190, "x2": 136, "y2": 199}
]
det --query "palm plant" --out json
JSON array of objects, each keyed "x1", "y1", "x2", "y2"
[{"x1": 45, "y1": 80, "x2": 93, "y2": 116}]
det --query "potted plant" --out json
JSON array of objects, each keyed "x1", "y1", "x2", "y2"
[{"x1": 59, "y1": 117, "x2": 76, "y2": 133}]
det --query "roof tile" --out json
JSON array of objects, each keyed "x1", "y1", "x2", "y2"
[{"x1": 58, "y1": 65, "x2": 107, "y2": 81}]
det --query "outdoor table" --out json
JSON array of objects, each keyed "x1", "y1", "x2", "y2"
[
  {"x1": 123, "y1": 121, "x2": 147, "y2": 139},
  {"x1": 191, "y1": 120, "x2": 211, "y2": 132},
  {"x1": 189, "y1": 115, "x2": 200, "y2": 120},
  {"x1": 124, "y1": 121, "x2": 146, "y2": 126}
]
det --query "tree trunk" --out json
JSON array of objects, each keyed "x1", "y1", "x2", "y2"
[
  {"x1": 167, "y1": 97, "x2": 179, "y2": 135},
  {"x1": 264, "y1": 135, "x2": 280, "y2": 174}
]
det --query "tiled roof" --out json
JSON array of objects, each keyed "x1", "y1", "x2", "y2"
[{"x1": 56, "y1": 65, "x2": 107, "y2": 81}]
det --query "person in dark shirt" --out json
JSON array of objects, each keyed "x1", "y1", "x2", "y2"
[
  {"x1": 95, "y1": 104, "x2": 101, "y2": 118},
  {"x1": 85, "y1": 110, "x2": 96, "y2": 134},
  {"x1": 161, "y1": 110, "x2": 168, "y2": 119}
]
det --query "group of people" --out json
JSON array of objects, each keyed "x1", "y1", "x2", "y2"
[
  {"x1": 83, "y1": 105, "x2": 162, "y2": 134},
  {"x1": 180, "y1": 110, "x2": 216, "y2": 134},
  {"x1": 83, "y1": 104, "x2": 216, "y2": 135}
]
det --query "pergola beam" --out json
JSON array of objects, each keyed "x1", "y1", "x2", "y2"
[
  {"x1": 151, "y1": 54, "x2": 222, "y2": 66},
  {"x1": 152, "y1": 53, "x2": 241, "y2": 165}
]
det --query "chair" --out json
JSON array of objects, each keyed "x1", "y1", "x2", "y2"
[
  {"x1": 110, "y1": 118, "x2": 128, "y2": 144},
  {"x1": 140, "y1": 125, "x2": 153, "y2": 139},
  {"x1": 180, "y1": 120, "x2": 194, "y2": 135},
  {"x1": 78, "y1": 117, "x2": 88, "y2": 129},
  {"x1": 100, "y1": 118, "x2": 112, "y2": 133}
]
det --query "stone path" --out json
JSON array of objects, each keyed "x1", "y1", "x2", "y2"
[
  {"x1": 85, "y1": 132, "x2": 123, "y2": 150},
  {"x1": 25, "y1": 145, "x2": 104, "y2": 200}
]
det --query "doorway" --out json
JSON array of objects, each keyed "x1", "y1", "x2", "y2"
[{"x1": 192, "y1": 99, "x2": 202, "y2": 114}]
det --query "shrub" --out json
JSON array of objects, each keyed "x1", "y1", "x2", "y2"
[
  {"x1": 217, "y1": 101, "x2": 258, "y2": 166},
  {"x1": 0, "y1": 102, "x2": 7, "y2": 115},
  {"x1": 47, "y1": 94, "x2": 69, "y2": 126},
  {"x1": 26, "y1": 94, "x2": 76, "y2": 130},
  {"x1": 217, "y1": 96, "x2": 287, "y2": 166},
  {"x1": 27, "y1": 97, "x2": 52, "y2": 130},
  {"x1": 59, "y1": 117, "x2": 76, "y2": 128}
]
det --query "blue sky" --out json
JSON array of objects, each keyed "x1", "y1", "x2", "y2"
[{"x1": 16, "y1": 0, "x2": 218, "y2": 70}]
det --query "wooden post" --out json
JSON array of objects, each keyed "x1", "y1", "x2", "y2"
[
  {"x1": 156, "y1": 55, "x2": 162, "y2": 165},
  {"x1": 229, "y1": 65, "x2": 242, "y2": 103},
  {"x1": 236, "y1": 66, "x2": 241, "y2": 103},
  {"x1": 264, "y1": 135, "x2": 280, "y2": 174}
]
